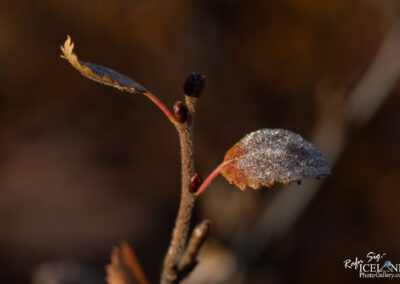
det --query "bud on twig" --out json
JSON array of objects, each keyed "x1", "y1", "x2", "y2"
[
  {"x1": 183, "y1": 72, "x2": 206, "y2": 98},
  {"x1": 191, "y1": 219, "x2": 210, "y2": 244},
  {"x1": 177, "y1": 220, "x2": 211, "y2": 279},
  {"x1": 173, "y1": 101, "x2": 187, "y2": 123},
  {"x1": 189, "y1": 173, "x2": 202, "y2": 193}
]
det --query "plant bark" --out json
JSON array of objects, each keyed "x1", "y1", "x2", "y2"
[{"x1": 161, "y1": 96, "x2": 199, "y2": 284}]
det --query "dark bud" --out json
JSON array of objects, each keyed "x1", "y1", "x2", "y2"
[
  {"x1": 173, "y1": 101, "x2": 187, "y2": 123},
  {"x1": 183, "y1": 72, "x2": 206, "y2": 97},
  {"x1": 189, "y1": 173, "x2": 203, "y2": 193}
]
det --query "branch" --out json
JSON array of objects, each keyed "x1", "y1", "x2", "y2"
[
  {"x1": 161, "y1": 95, "x2": 198, "y2": 284},
  {"x1": 61, "y1": 37, "x2": 208, "y2": 283}
]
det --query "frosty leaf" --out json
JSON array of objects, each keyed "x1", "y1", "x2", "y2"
[
  {"x1": 60, "y1": 35, "x2": 146, "y2": 93},
  {"x1": 220, "y1": 129, "x2": 330, "y2": 190}
]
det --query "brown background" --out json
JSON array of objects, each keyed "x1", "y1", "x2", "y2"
[{"x1": 0, "y1": 0, "x2": 399, "y2": 283}]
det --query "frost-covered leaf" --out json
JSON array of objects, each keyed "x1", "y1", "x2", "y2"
[
  {"x1": 220, "y1": 129, "x2": 331, "y2": 190},
  {"x1": 60, "y1": 35, "x2": 146, "y2": 93}
]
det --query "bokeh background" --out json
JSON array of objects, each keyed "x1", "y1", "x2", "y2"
[{"x1": 0, "y1": 0, "x2": 399, "y2": 283}]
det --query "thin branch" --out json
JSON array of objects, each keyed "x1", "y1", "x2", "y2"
[
  {"x1": 161, "y1": 96, "x2": 198, "y2": 284},
  {"x1": 61, "y1": 36, "x2": 206, "y2": 283}
]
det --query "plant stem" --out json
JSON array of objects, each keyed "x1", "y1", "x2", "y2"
[
  {"x1": 161, "y1": 96, "x2": 198, "y2": 284},
  {"x1": 195, "y1": 163, "x2": 224, "y2": 196},
  {"x1": 143, "y1": 91, "x2": 178, "y2": 125}
]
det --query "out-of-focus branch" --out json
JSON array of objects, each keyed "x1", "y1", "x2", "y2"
[
  {"x1": 233, "y1": 9, "x2": 400, "y2": 263},
  {"x1": 106, "y1": 242, "x2": 150, "y2": 284},
  {"x1": 346, "y1": 22, "x2": 400, "y2": 123}
]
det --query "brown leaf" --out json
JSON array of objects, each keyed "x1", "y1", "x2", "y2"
[
  {"x1": 60, "y1": 35, "x2": 146, "y2": 93},
  {"x1": 105, "y1": 242, "x2": 150, "y2": 284},
  {"x1": 220, "y1": 129, "x2": 330, "y2": 190},
  {"x1": 106, "y1": 247, "x2": 133, "y2": 284}
]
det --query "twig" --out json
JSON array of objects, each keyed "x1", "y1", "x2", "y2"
[
  {"x1": 161, "y1": 95, "x2": 199, "y2": 284},
  {"x1": 60, "y1": 36, "x2": 208, "y2": 283}
]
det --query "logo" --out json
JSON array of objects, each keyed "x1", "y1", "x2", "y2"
[{"x1": 344, "y1": 252, "x2": 400, "y2": 279}]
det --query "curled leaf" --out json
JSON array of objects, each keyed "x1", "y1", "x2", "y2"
[
  {"x1": 221, "y1": 129, "x2": 330, "y2": 190},
  {"x1": 60, "y1": 35, "x2": 146, "y2": 93}
]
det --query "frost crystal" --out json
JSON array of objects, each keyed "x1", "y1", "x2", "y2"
[{"x1": 221, "y1": 128, "x2": 331, "y2": 190}]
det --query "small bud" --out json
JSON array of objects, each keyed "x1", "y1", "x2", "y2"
[
  {"x1": 189, "y1": 173, "x2": 203, "y2": 193},
  {"x1": 192, "y1": 220, "x2": 210, "y2": 243},
  {"x1": 183, "y1": 72, "x2": 206, "y2": 97},
  {"x1": 177, "y1": 220, "x2": 210, "y2": 274},
  {"x1": 173, "y1": 101, "x2": 187, "y2": 123}
]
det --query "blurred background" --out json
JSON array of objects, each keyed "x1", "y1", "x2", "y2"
[{"x1": 0, "y1": 0, "x2": 399, "y2": 283}]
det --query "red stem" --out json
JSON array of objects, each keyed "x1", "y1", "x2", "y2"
[
  {"x1": 195, "y1": 163, "x2": 224, "y2": 196},
  {"x1": 143, "y1": 91, "x2": 178, "y2": 125}
]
